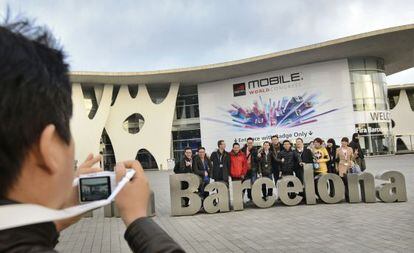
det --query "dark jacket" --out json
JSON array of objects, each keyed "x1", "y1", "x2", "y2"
[
  {"x1": 349, "y1": 141, "x2": 364, "y2": 159},
  {"x1": 294, "y1": 148, "x2": 313, "y2": 164},
  {"x1": 241, "y1": 145, "x2": 258, "y2": 177},
  {"x1": 326, "y1": 145, "x2": 339, "y2": 173},
  {"x1": 269, "y1": 142, "x2": 282, "y2": 173},
  {"x1": 192, "y1": 155, "x2": 212, "y2": 181},
  {"x1": 174, "y1": 157, "x2": 193, "y2": 174},
  {"x1": 258, "y1": 150, "x2": 273, "y2": 176},
  {"x1": 276, "y1": 149, "x2": 299, "y2": 174},
  {"x1": 293, "y1": 148, "x2": 312, "y2": 174},
  {"x1": 0, "y1": 200, "x2": 184, "y2": 253},
  {"x1": 210, "y1": 150, "x2": 230, "y2": 182}
]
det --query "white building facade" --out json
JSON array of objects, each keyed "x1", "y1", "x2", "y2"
[{"x1": 70, "y1": 25, "x2": 414, "y2": 170}]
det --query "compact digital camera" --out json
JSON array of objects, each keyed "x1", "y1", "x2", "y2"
[
  {"x1": 78, "y1": 171, "x2": 116, "y2": 202},
  {"x1": 74, "y1": 169, "x2": 136, "y2": 203}
]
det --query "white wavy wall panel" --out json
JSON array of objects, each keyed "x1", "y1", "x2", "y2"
[
  {"x1": 391, "y1": 89, "x2": 414, "y2": 136},
  {"x1": 71, "y1": 83, "x2": 113, "y2": 163},
  {"x1": 70, "y1": 83, "x2": 179, "y2": 170}
]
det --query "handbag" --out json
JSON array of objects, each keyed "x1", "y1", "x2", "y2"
[{"x1": 351, "y1": 163, "x2": 361, "y2": 174}]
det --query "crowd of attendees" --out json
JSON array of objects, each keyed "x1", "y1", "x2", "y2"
[{"x1": 174, "y1": 133, "x2": 366, "y2": 203}]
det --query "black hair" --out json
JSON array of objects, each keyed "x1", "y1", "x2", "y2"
[
  {"x1": 296, "y1": 138, "x2": 303, "y2": 143},
  {"x1": 184, "y1": 147, "x2": 192, "y2": 152},
  {"x1": 271, "y1": 135, "x2": 279, "y2": 139},
  {"x1": 314, "y1": 137, "x2": 323, "y2": 144},
  {"x1": 263, "y1": 141, "x2": 270, "y2": 145},
  {"x1": 198, "y1": 147, "x2": 205, "y2": 151},
  {"x1": 217, "y1": 140, "x2": 225, "y2": 147},
  {"x1": 282, "y1": 140, "x2": 292, "y2": 150},
  {"x1": 0, "y1": 14, "x2": 72, "y2": 197},
  {"x1": 246, "y1": 137, "x2": 254, "y2": 142},
  {"x1": 327, "y1": 138, "x2": 336, "y2": 147},
  {"x1": 352, "y1": 133, "x2": 359, "y2": 143},
  {"x1": 233, "y1": 142, "x2": 240, "y2": 147}
]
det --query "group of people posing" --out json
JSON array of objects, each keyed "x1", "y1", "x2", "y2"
[{"x1": 174, "y1": 133, "x2": 366, "y2": 203}]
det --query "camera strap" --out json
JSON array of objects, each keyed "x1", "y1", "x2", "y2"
[{"x1": 0, "y1": 169, "x2": 135, "y2": 231}]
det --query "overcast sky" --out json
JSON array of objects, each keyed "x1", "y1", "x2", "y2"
[{"x1": 1, "y1": 0, "x2": 414, "y2": 85}]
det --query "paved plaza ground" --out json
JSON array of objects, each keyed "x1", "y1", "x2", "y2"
[{"x1": 56, "y1": 154, "x2": 414, "y2": 253}]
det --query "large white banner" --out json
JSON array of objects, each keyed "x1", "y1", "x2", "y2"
[{"x1": 198, "y1": 59, "x2": 355, "y2": 153}]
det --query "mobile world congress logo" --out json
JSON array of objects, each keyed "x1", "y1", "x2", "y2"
[
  {"x1": 232, "y1": 72, "x2": 303, "y2": 97},
  {"x1": 233, "y1": 83, "x2": 246, "y2": 97}
]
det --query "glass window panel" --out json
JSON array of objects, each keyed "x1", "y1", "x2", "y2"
[
  {"x1": 352, "y1": 81, "x2": 364, "y2": 99},
  {"x1": 371, "y1": 72, "x2": 385, "y2": 85},
  {"x1": 195, "y1": 106, "x2": 200, "y2": 118},
  {"x1": 376, "y1": 59, "x2": 385, "y2": 71},
  {"x1": 362, "y1": 80, "x2": 375, "y2": 98},
  {"x1": 363, "y1": 98, "x2": 375, "y2": 110},
  {"x1": 176, "y1": 106, "x2": 184, "y2": 119},
  {"x1": 350, "y1": 72, "x2": 367, "y2": 83},
  {"x1": 348, "y1": 58, "x2": 365, "y2": 70},
  {"x1": 353, "y1": 99, "x2": 364, "y2": 111},
  {"x1": 364, "y1": 58, "x2": 379, "y2": 70},
  {"x1": 375, "y1": 98, "x2": 386, "y2": 110},
  {"x1": 373, "y1": 81, "x2": 385, "y2": 99}
]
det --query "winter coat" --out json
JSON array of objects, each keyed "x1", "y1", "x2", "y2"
[
  {"x1": 210, "y1": 150, "x2": 230, "y2": 182},
  {"x1": 229, "y1": 151, "x2": 247, "y2": 179}
]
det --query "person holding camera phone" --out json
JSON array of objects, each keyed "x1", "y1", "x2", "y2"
[{"x1": 0, "y1": 17, "x2": 183, "y2": 252}]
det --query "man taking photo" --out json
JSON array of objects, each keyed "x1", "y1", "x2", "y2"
[{"x1": 0, "y1": 16, "x2": 183, "y2": 252}]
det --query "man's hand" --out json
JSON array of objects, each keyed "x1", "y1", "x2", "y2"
[
  {"x1": 54, "y1": 153, "x2": 102, "y2": 232},
  {"x1": 281, "y1": 158, "x2": 285, "y2": 163},
  {"x1": 115, "y1": 160, "x2": 150, "y2": 227},
  {"x1": 75, "y1": 153, "x2": 103, "y2": 177}
]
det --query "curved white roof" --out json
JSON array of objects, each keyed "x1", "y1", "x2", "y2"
[{"x1": 70, "y1": 24, "x2": 414, "y2": 85}]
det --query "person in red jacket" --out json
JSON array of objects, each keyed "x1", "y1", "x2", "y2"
[{"x1": 230, "y1": 143, "x2": 248, "y2": 181}]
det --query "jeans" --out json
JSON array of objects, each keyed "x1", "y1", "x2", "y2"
[
  {"x1": 243, "y1": 172, "x2": 257, "y2": 200},
  {"x1": 181, "y1": 181, "x2": 190, "y2": 207}
]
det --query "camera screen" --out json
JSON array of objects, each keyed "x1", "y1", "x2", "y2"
[{"x1": 79, "y1": 176, "x2": 111, "y2": 202}]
